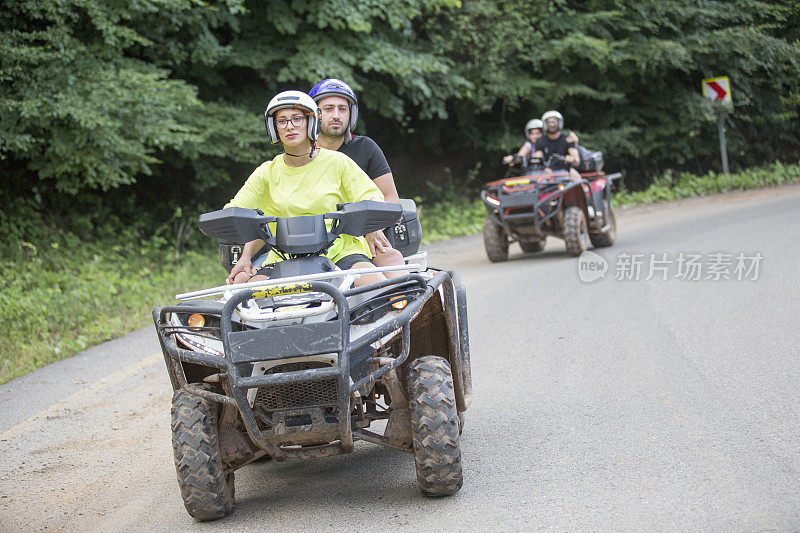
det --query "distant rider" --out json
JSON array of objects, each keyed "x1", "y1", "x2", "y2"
[
  {"x1": 532, "y1": 110, "x2": 582, "y2": 180},
  {"x1": 503, "y1": 118, "x2": 544, "y2": 165}
]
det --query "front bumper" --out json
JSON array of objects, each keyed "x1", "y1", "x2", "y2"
[{"x1": 154, "y1": 270, "x2": 466, "y2": 461}]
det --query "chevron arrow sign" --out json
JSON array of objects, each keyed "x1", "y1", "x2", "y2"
[{"x1": 702, "y1": 76, "x2": 732, "y2": 105}]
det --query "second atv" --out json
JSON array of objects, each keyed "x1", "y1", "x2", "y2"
[{"x1": 480, "y1": 153, "x2": 621, "y2": 261}]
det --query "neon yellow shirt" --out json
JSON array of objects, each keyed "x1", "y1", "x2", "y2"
[{"x1": 225, "y1": 148, "x2": 383, "y2": 265}]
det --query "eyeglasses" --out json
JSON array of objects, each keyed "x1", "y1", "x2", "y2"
[{"x1": 276, "y1": 115, "x2": 307, "y2": 129}]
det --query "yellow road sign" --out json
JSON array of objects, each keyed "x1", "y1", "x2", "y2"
[{"x1": 702, "y1": 76, "x2": 732, "y2": 104}]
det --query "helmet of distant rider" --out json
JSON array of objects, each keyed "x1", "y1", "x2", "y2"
[
  {"x1": 263, "y1": 91, "x2": 321, "y2": 144},
  {"x1": 524, "y1": 118, "x2": 544, "y2": 136},
  {"x1": 308, "y1": 78, "x2": 359, "y2": 134},
  {"x1": 541, "y1": 110, "x2": 564, "y2": 132}
]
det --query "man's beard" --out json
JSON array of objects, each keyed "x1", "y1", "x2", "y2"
[{"x1": 321, "y1": 121, "x2": 346, "y2": 138}]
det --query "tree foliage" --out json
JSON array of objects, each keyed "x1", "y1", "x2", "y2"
[
  {"x1": 1, "y1": 0, "x2": 798, "y2": 252},
  {"x1": 423, "y1": 0, "x2": 800, "y2": 186}
]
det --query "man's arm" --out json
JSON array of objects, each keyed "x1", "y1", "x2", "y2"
[
  {"x1": 366, "y1": 172, "x2": 397, "y2": 254},
  {"x1": 361, "y1": 137, "x2": 400, "y2": 202},
  {"x1": 373, "y1": 173, "x2": 400, "y2": 203},
  {"x1": 566, "y1": 131, "x2": 579, "y2": 145},
  {"x1": 565, "y1": 146, "x2": 580, "y2": 167}
]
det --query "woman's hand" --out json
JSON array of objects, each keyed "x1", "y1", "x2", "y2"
[{"x1": 227, "y1": 256, "x2": 255, "y2": 284}]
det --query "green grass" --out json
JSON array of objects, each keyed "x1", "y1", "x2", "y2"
[
  {"x1": 614, "y1": 161, "x2": 800, "y2": 206},
  {"x1": 1, "y1": 161, "x2": 798, "y2": 384},
  {"x1": 419, "y1": 194, "x2": 486, "y2": 244},
  {"x1": 0, "y1": 237, "x2": 223, "y2": 384}
]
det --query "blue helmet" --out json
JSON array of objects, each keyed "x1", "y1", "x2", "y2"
[{"x1": 309, "y1": 78, "x2": 358, "y2": 134}]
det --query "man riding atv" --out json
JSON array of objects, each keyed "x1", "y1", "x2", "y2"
[
  {"x1": 533, "y1": 110, "x2": 582, "y2": 180},
  {"x1": 481, "y1": 110, "x2": 620, "y2": 260},
  {"x1": 308, "y1": 78, "x2": 401, "y2": 265},
  {"x1": 504, "y1": 116, "x2": 580, "y2": 167}
]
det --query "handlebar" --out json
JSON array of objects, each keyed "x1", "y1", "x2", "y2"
[{"x1": 503, "y1": 154, "x2": 566, "y2": 170}]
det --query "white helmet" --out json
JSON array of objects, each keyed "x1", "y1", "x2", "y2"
[
  {"x1": 541, "y1": 110, "x2": 564, "y2": 131},
  {"x1": 264, "y1": 91, "x2": 321, "y2": 144},
  {"x1": 524, "y1": 118, "x2": 543, "y2": 135}
]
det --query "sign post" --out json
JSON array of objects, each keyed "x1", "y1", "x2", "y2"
[{"x1": 702, "y1": 76, "x2": 733, "y2": 174}]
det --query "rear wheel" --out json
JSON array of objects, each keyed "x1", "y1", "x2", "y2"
[
  {"x1": 172, "y1": 387, "x2": 235, "y2": 521},
  {"x1": 483, "y1": 217, "x2": 509, "y2": 262},
  {"x1": 406, "y1": 356, "x2": 463, "y2": 497},
  {"x1": 564, "y1": 206, "x2": 589, "y2": 256},
  {"x1": 519, "y1": 239, "x2": 545, "y2": 253},
  {"x1": 590, "y1": 200, "x2": 616, "y2": 247}
]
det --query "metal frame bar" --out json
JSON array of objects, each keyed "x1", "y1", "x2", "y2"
[{"x1": 176, "y1": 264, "x2": 421, "y2": 301}]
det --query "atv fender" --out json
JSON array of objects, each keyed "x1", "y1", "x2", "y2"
[
  {"x1": 561, "y1": 182, "x2": 592, "y2": 222},
  {"x1": 403, "y1": 271, "x2": 472, "y2": 413}
]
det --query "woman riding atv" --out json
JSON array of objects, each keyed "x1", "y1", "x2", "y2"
[{"x1": 224, "y1": 90, "x2": 405, "y2": 287}]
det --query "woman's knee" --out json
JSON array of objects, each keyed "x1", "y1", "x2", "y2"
[
  {"x1": 372, "y1": 248, "x2": 404, "y2": 266},
  {"x1": 350, "y1": 261, "x2": 386, "y2": 287},
  {"x1": 351, "y1": 261, "x2": 376, "y2": 271},
  {"x1": 232, "y1": 271, "x2": 252, "y2": 284}
]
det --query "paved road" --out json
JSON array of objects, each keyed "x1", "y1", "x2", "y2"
[{"x1": 2, "y1": 185, "x2": 799, "y2": 531}]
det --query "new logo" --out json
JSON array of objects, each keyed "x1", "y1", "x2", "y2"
[{"x1": 578, "y1": 251, "x2": 608, "y2": 283}]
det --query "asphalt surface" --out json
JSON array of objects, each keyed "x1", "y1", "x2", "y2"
[{"x1": 1, "y1": 184, "x2": 799, "y2": 531}]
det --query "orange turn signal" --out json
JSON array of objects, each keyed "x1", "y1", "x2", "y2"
[
  {"x1": 390, "y1": 296, "x2": 408, "y2": 310},
  {"x1": 188, "y1": 313, "x2": 205, "y2": 328}
]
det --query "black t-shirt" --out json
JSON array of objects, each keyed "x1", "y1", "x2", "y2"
[
  {"x1": 337, "y1": 135, "x2": 391, "y2": 179},
  {"x1": 534, "y1": 133, "x2": 575, "y2": 170}
]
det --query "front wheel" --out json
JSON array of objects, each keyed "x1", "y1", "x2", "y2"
[
  {"x1": 406, "y1": 356, "x2": 463, "y2": 497},
  {"x1": 590, "y1": 200, "x2": 616, "y2": 247},
  {"x1": 172, "y1": 388, "x2": 235, "y2": 521},
  {"x1": 483, "y1": 217, "x2": 509, "y2": 262},
  {"x1": 564, "y1": 206, "x2": 590, "y2": 256}
]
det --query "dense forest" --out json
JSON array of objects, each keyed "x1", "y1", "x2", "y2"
[{"x1": 2, "y1": 0, "x2": 799, "y2": 255}]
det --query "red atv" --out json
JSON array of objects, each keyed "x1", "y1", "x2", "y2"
[{"x1": 480, "y1": 153, "x2": 621, "y2": 261}]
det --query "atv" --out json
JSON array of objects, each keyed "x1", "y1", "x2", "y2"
[
  {"x1": 480, "y1": 153, "x2": 622, "y2": 261},
  {"x1": 153, "y1": 199, "x2": 472, "y2": 521}
]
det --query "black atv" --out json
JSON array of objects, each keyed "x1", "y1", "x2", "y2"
[
  {"x1": 153, "y1": 200, "x2": 472, "y2": 521},
  {"x1": 481, "y1": 153, "x2": 621, "y2": 260}
]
